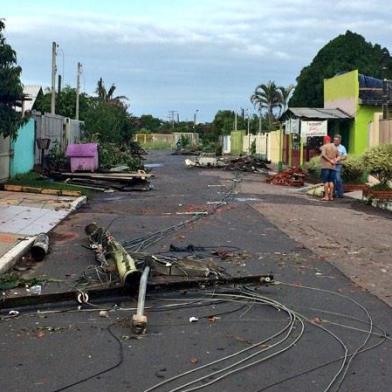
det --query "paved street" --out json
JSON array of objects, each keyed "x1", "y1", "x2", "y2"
[{"x1": 1, "y1": 151, "x2": 391, "y2": 392}]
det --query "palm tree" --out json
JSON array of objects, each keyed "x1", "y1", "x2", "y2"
[
  {"x1": 278, "y1": 84, "x2": 295, "y2": 116},
  {"x1": 96, "y1": 77, "x2": 128, "y2": 105},
  {"x1": 250, "y1": 81, "x2": 281, "y2": 131}
]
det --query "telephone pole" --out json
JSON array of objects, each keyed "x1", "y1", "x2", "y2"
[
  {"x1": 168, "y1": 110, "x2": 177, "y2": 128},
  {"x1": 76, "y1": 62, "x2": 82, "y2": 120},
  {"x1": 193, "y1": 109, "x2": 199, "y2": 129},
  {"x1": 51, "y1": 42, "x2": 58, "y2": 115}
]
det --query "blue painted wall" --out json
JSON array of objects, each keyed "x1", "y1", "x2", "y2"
[{"x1": 11, "y1": 118, "x2": 35, "y2": 177}]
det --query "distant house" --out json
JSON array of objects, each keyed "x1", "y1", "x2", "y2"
[
  {"x1": 324, "y1": 70, "x2": 384, "y2": 154},
  {"x1": 21, "y1": 85, "x2": 43, "y2": 115}
]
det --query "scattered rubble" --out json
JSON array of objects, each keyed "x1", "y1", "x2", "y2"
[
  {"x1": 266, "y1": 167, "x2": 305, "y2": 187},
  {"x1": 185, "y1": 155, "x2": 270, "y2": 173},
  {"x1": 223, "y1": 156, "x2": 269, "y2": 172},
  {"x1": 60, "y1": 170, "x2": 152, "y2": 192}
]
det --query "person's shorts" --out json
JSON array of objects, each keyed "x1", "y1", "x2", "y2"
[{"x1": 321, "y1": 168, "x2": 336, "y2": 183}]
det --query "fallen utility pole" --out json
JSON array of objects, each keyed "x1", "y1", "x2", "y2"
[
  {"x1": 132, "y1": 266, "x2": 150, "y2": 334},
  {"x1": 0, "y1": 274, "x2": 274, "y2": 312}
]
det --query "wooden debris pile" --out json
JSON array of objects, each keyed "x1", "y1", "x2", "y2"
[
  {"x1": 224, "y1": 156, "x2": 270, "y2": 172},
  {"x1": 58, "y1": 170, "x2": 152, "y2": 192},
  {"x1": 266, "y1": 167, "x2": 305, "y2": 187}
]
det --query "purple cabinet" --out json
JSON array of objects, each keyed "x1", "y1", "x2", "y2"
[{"x1": 66, "y1": 143, "x2": 99, "y2": 172}]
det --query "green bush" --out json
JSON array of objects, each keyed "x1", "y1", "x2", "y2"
[
  {"x1": 342, "y1": 155, "x2": 366, "y2": 184},
  {"x1": 99, "y1": 143, "x2": 143, "y2": 171},
  {"x1": 362, "y1": 144, "x2": 392, "y2": 184},
  {"x1": 304, "y1": 156, "x2": 321, "y2": 179}
]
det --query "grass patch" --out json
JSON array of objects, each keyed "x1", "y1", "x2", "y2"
[{"x1": 7, "y1": 172, "x2": 90, "y2": 196}]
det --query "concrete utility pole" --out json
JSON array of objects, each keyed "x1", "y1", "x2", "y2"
[
  {"x1": 76, "y1": 62, "x2": 82, "y2": 120},
  {"x1": 51, "y1": 42, "x2": 57, "y2": 115},
  {"x1": 258, "y1": 110, "x2": 262, "y2": 133},
  {"x1": 247, "y1": 109, "x2": 251, "y2": 153},
  {"x1": 234, "y1": 111, "x2": 238, "y2": 131},
  {"x1": 193, "y1": 109, "x2": 199, "y2": 129}
]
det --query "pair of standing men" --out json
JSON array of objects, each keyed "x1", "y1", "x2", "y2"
[{"x1": 320, "y1": 134, "x2": 347, "y2": 201}]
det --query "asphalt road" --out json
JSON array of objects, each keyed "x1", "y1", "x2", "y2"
[{"x1": 0, "y1": 151, "x2": 391, "y2": 392}]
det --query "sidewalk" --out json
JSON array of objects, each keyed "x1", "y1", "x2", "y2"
[
  {"x1": 230, "y1": 175, "x2": 392, "y2": 306},
  {"x1": 0, "y1": 190, "x2": 86, "y2": 273}
]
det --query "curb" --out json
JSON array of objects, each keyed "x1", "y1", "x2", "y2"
[
  {"x1": 0, "y1": 195, "x2": 87, "y2": 274},
  {"x1": 70, "y1": 195, "x2": 87, "y2": 211},
  {"x1": 0, "y1": 236, "x2": 36, "y2": 274}
]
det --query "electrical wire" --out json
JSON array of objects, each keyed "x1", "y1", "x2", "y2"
[
  {"x1": 254, "y1": 307, "x2": 389, "y2": 392},
  {"x1": 50, "y1": 323, "x2": 123, "y2": 392},
  {"x1": 122, "y1": 176, "x2": 240, "y2": 252},
  {"x1": 273, "y1": 281, "x2": 375, "y2": 392},
  {"x1": 144, "y1": 291, "x2": 297, "y2": 392}
]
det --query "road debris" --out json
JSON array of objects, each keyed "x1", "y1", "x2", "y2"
[
  {"x1": 31, "y1": 233, "x2": 49, "y2": 261},
  {"x1": 223, "y1": 156, "x2": 269, "y2": 172},
  {"x1": 84, "y1": 223, "x2": 141, "y2": 288},
  {"x1": 29, "y1": 285, "x2": 42, "y2": 295},
  {"x1": 61, "y1": 171, "x2": 152, "y2": 192},
  {"x1": 189, "y1": 316, "x2": 199, "y2": 323},
  {"x1": 185, "y1": 155, "x2": 269, "y2": 173},
  {"x1": 266, "y1": 167, "x2": 305, "y2": 187},
  {"x1": 132, "y1": 266, "x2": 150, "y2": 334}
]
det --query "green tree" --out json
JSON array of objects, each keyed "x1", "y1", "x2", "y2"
[
  {"x1": 278, "y1": 85, "x2": 295, "y2": 115},
  {"x1": 250, "y1": 81, "x2": 281, "y2": 131},
  {"x1": 139, "y1": 114, "x2": 162, "y2": 132},
  {"x1": 83, "y1": 100, "x2": 134, "y2": 145},
  {"x1": 0, "y1": 20, "x2": 26, "y2": 138},
  {"x1": 96, "y1": 77, "x2": 128, "y2": 105},
  {"x1": 290, "y1": 31, "x2": 392, "y2": 107},
  {"x1": 33, "y1": 86, "x2": 91, "y2": 120}
]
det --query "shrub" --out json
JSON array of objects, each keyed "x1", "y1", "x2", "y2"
[
  {"x1": 342, "y1": 155, "x2": 366, "y2": 184},
  {"x1": 99, "y1": 143, "x2": 143, "y2": 171},
  {"x1": 362, "y1": 144, "x2": 392, "y2": 184},
  {"x1": 304, "y1": 156, "x2": 321, "y2": 179}
]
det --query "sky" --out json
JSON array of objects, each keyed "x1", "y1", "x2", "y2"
[{"x1": 2, "y1": 0, "x2": 392, "y2": 122}]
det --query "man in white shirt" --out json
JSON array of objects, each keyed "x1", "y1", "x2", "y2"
[{"x1": 333, "y1": 134, "x2": 347, "y2": 198}]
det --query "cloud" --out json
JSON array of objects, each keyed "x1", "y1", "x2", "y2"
[{"x1": 2, "y1": 0, "x2": 392, "y2": 120}]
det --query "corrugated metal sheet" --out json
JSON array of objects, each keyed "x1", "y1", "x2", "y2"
[
  {"x1": 33, "y1": 113, "x2": 65, "y2": 164},
  {"x1": 283, "y1": 108, "x2": 352, "y2": 120}
]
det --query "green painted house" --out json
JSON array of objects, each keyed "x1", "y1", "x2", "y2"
[{"x1": 324, "y1": 70, "x2": 383, "y2": 154}]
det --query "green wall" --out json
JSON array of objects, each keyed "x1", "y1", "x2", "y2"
[
  {"x1": 230, "y1": 130, "x2": 245, "y2": 155},
  {"x1": 324, "y1": 69, "x2": 382, "y2": 155},
  {"x1": 324, "y1": 70, "x2": 358, "y2": 103},
  {"x1": 350, "y1": 105, "x2": 380, "y2": 155}
]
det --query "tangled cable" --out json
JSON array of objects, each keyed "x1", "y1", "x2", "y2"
[
  {"x1": 143, "y1": 283, "x2": 388, "y2": 392},
  {"x1": 122, "y1": 176, "x2": 240, "y2": 252}
]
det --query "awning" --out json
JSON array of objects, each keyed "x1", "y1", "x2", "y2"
[{"x1": 281, "y1": 107, "x2": 352, "y2": 120}]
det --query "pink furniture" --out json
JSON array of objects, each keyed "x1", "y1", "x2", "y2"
[{"x1": 66, "y1": 143, "x2": 99, "y2": 172}]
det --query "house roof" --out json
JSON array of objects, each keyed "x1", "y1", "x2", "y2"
[
  {"x1": 282, "y1": 107, "x2": 352, "y2": 120},
  {"x1": 22, "y1": 85, "x2": 43, "y2": 112}
]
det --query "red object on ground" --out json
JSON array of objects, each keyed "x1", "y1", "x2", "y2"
[{"x1": 266, "y1": 167, "x2": 305, "y2": 187}]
